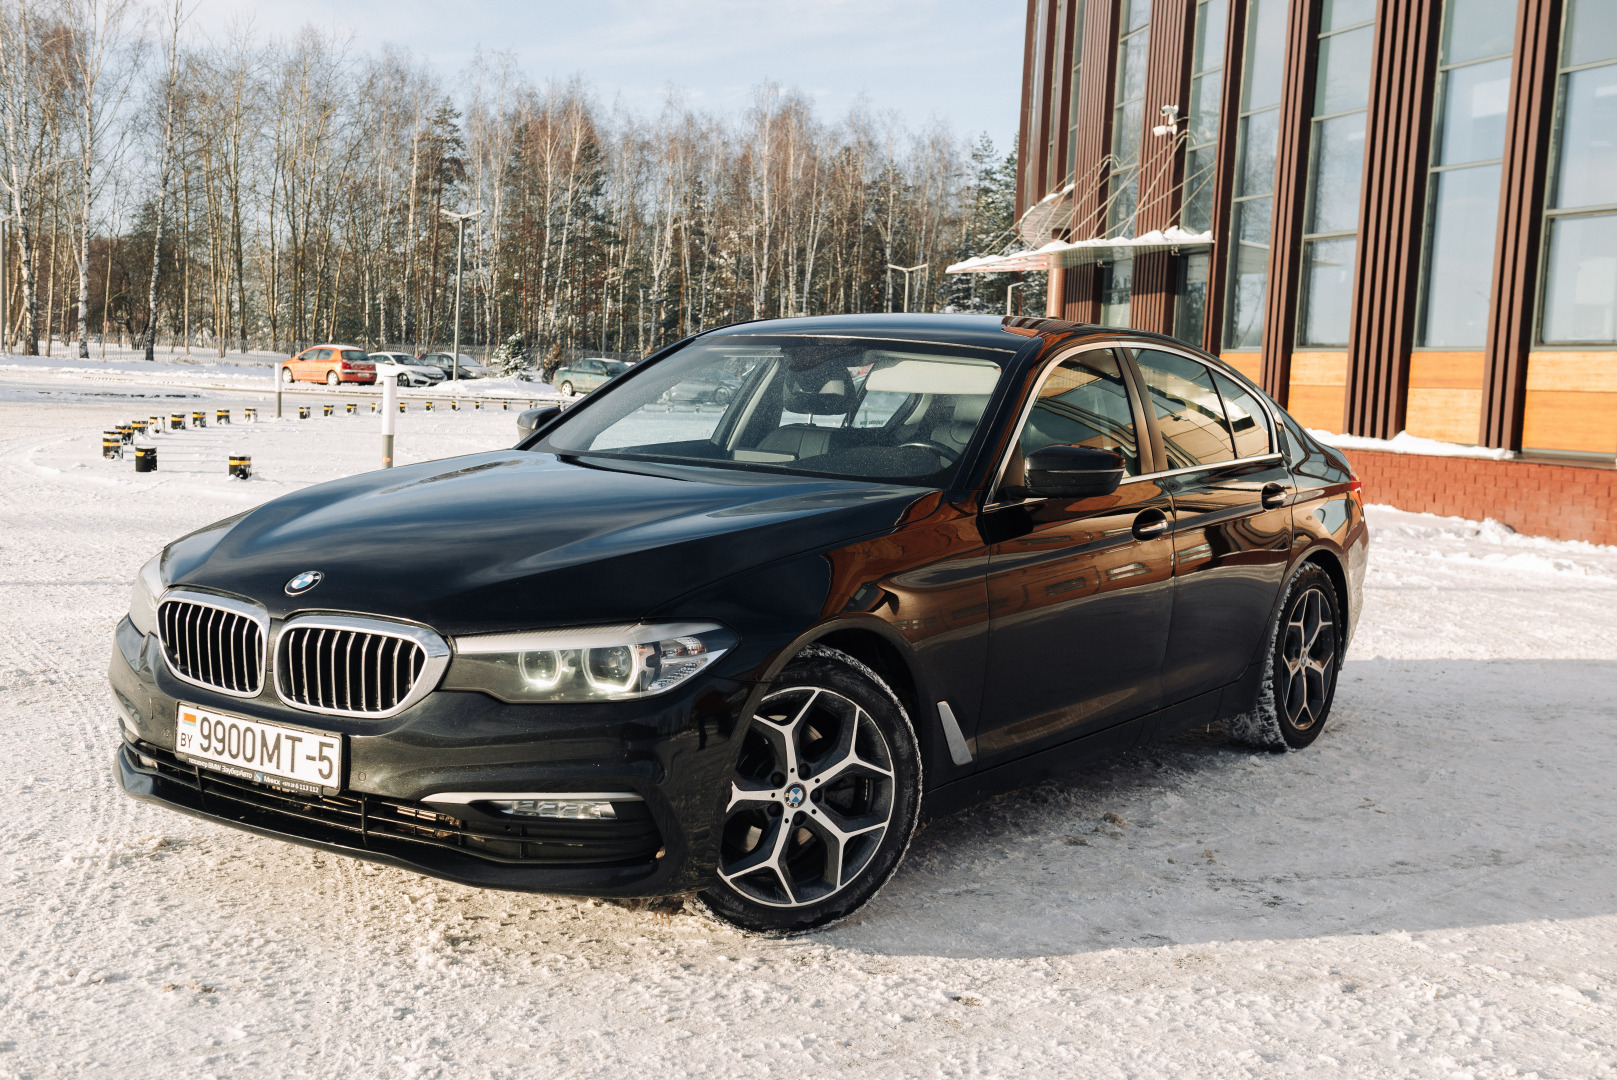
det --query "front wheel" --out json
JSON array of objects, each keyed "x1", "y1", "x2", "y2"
[
  {"x1": 397, "y1": 373, "x2": 410, "y2": 387},
  {"x1": 699, "y1": 646, "x2": 921, "y2": 933},
  {"x1": 325, "y1": 371, "x2": 339, "y2": 387},
  {"x1": 281, "y1": 366, "x2": 294, "y2": 384},
  {"x1": 1227, "y1": 562, "x2": 1342, "y2": 750},
  {"x1": 560, "y1": 381, "x2": 575, "y2": 397}
]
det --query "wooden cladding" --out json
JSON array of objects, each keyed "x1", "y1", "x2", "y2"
[
  {"x1": 1257, "y1": 0, "x2": 1322, "y2": 404},
  {"x1": 1070, "y1": 0, "x2": 1123, "y2": 241},
  {"x1": 1343, "y1": 0, "x2": 1442, "y2": 439},
  {"x1": 1481, "y1": 0, "x2": 1564, "y2": 450},
  {"x1": 1131, "y1": 0, "x2": 1197, "y2": 335}
]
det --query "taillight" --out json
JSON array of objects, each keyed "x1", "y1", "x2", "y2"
[{"x1": 1348, "y1": 470, "x2": 1363, "y2": 494}]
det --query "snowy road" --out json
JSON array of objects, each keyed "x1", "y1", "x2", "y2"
[{"x1": 2, "y1": 382, "x2": 1616, "y2": 1079}]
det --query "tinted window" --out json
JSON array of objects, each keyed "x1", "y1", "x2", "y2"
[
  {"x1": 1212, "y1": 370, "x2": 1273, "y2": 458},
  {"x1": 1132, "y1": 349, "x2": 1237, "y2": 466},
  {"x1": 342, "y1": 350, "x2": 368, "y2": 363},
  {"x1": 1018, "y1": 349, "x2": 1142, "y2": 475}
]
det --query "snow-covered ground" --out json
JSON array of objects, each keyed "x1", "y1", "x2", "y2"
[{"x1": 3, "y1": 374, "x2": 1617, "y2": 1079}]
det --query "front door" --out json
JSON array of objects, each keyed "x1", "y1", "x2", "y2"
[
  {"x1": 1130, "y1": 349, "x2": 1294, "y2": 704},
  {"x1": 974, "y1": 347, "x2": 1176, "y2": 763}
]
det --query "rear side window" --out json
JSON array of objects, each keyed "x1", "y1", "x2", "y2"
[
  {"x1": 1211, "y1": 371, "x2": 1273, "y2": 458},
  {"x1": 1018, "y1": 348, "x2": 1142, "y2": 475},
  {"x1": 1132, "y1": 349, "x2": 1236, "y2": 467}
]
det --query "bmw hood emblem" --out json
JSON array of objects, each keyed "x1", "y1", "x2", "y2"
[{"x1": 284, "y1": 570, "x2": 323, "y2": 595}]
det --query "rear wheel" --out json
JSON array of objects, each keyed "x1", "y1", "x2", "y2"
[
  {"x1": 699, "y1": 646, "x2": 921, "y2": 933},
  {"x1": 326, "y1": 371, "x2": 339, "y2": 386},
  {"x1": 1227, "y1": 562, "x2": 1342, "y2": 750}
]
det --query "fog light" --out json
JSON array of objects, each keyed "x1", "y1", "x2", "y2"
[{"x1": 488, "y1": 799, "x2": 617, "y2": 820}]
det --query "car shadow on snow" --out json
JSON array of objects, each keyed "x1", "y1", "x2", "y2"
[{"x1": 819, "y1": 657, "x2": 1617, "y2": 959}]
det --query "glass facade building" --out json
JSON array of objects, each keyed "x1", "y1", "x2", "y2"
[{"x1": 1006, "y1": 0, "x2": 1617, "y2": 461}]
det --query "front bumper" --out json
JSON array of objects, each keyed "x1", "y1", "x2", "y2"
[{"x1": 110, "y1": 616, "x2": 753, "y2": 897}]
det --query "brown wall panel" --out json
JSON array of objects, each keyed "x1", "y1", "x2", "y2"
[
  {"x1": 1132, "y1": 0, "x2": 1197, "y2": 334},
  {"x1": 1017, "y1": 0, "x2": 1040, "y2": 221},
  {"x1": 1063, "y1": 263, "x2": 1101, "y2": 322},
  {"x1": 1343, "y1": 0, "x2": 1442, "y2": 438},
  {"x1": 1481, "y1": 0, "x2": 1564, "y2": 449},
  {"x1": 1201, "y1": 0, "x2": 1250, "y2": 356},
  {"x1": 1258, "y1": 0, "x2": 1323, "y2": 404},
  {"x1": 1069, "y1": 0, "x2": 1123, "y2": 241}
]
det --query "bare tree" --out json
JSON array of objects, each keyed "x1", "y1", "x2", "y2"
[{"x1": 139, "y1": 0, "x2": 177, "y2": 361}]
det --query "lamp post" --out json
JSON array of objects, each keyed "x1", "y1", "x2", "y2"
[
  {"x1": 0, "y1": 214, "x2": 14, "y2": 354},
  {"x1": 441, "y1": 208, "x2": 482, "y2": 382},
  {"x1": 885, "y1": 262, "x2": 929, "y2": 313},
  {"x1": 1006, "y1": 280, "x2": 1023, "y2": 316}
]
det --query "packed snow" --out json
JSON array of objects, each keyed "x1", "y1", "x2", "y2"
[{"x1": 2, "y1": 371, "x2": 1616, "y2": 1079}]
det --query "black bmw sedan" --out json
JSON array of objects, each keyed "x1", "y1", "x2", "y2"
[{"x1": 111, "y1": 314, "x2": 1367, "y2": 932}]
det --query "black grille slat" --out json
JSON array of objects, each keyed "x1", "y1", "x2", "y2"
[
  {"x1": 156, "y1": 599, "x2": 264, "y2": 695},
  {"x1": 278, "y1": 625, "x2": 427, "y2": 715}
]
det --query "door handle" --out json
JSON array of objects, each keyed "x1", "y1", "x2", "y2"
[
  {"x1": 1261, "y1": 482, "x2": 1289, "y2": 510},
  {"x1": 1132, "y1": 507, "x2": 1170, "y2": 541}
]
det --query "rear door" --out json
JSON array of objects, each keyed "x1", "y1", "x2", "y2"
[
  {"x1": 974, "y1": 345, "x2": 1176, "y2": 762},
  {"x1": 1129, "y1": 348, "x2": 1293, "y2": 705}
]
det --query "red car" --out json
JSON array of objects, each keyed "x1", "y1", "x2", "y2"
[{"x1": 282, "y1": 345, "x2": 376, "y2": 386}]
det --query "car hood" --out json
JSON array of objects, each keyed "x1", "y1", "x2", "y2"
[{"x1": 166, "y1": 451, "x2": 932, "y2": 634}]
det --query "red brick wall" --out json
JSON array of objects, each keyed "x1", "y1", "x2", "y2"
[{"x1": 1343, "y1": 449, "x2": 1617, "y2": 547}]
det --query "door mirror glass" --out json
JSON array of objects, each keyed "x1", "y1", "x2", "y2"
[{"x1": 1023, "y1": 444, "x2": 1126, "y2": 498}]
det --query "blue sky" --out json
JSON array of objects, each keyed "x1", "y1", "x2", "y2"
[{"x1": 199, "y1": 0, "x2": 1026, "y2": 152}]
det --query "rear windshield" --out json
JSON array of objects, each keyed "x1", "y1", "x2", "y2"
[
  {"x1": 539, "y1": 336, "x2": 1008, "y2": 484},
  {"x1": 342, "y1": 350, "x2": 369, "y2": 363}
]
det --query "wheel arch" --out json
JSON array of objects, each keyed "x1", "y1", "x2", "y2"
[{"x1": 1299, "y1": 546, "x2": 1350, "y2": 640}]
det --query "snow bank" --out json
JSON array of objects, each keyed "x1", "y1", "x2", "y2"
[{"x1": 1307, "y1": 428, "x2": 1516, "y2": 461}]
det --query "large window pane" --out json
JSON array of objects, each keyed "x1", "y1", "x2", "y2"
[
  {"x1": 1551, "y1": 64, "x2": 1617, "y2": 211},
  {"x1": 1125, "y1": 0, "x2": 1153, "y2": 32},
  {"x1": 1189, "y1": 70, "x2": 1223, "y2": 145},
  {"x1": 1321, "y1": 0, "x2": 1375, "y2": 31},
  {"x1": 1564, "y1": 0, "x2": 1617, "y2": 67},
  {"x1": 1444, "y1": 0, "x2": 1516, "y2": 63},
  {"x1": 1101, "y1": 259, "x2": 1134, "y2": 327},
  {"x1": 1227, "y1": 198, "x2": 1272, "y2": 348},
  {"x1": 1194, "y1": 0, "x2": 1228, "y2": 71},
  {"x1": 1244, "y1": 0, "x2": 1288, "y2": 110},
  {"x1": 1541, "y1": 213, "x2": 1617, "y2": 343},
  {"x1": 1238, "y1": 109, "x2": 1280, "y2": 195},
  {"x1": 1438, "y1": 57, "x2": 1511, "y2": 165},
  {"x1": 1021, "y1": 350, "x2": 1143, "y2": 474},
  {"x1": 1120, "y1": 27, "x2": 1149, "y2": 103},
  {"x1": 1173, "y1": 252, "x2": 1211, "y2": 346},
  {"x1": 1307, "y1": 112, "x2": 1368, "y2": 234},
  {"x1": 1184, "y1": 145, "x2": 1219, "y2": 231},
  {"x1": 1316, "y1": 26, "x2": 1375, "y2": 114},
  {"x1": 1299, "y1": 237, "x2": 1357, "y2": 346},
  {"x1": 1419, "y1": 165, "x2": 1503, "y2": 346}
]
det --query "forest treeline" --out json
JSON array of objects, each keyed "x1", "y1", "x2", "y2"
[{"x1": 0, "y1": 1, "x2": 1034, "y2": 369}]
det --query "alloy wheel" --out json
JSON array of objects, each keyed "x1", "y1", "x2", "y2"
[
  {"x1": 718, "y1": 685, "x2": 896, "y2": 908},
  {"x1": 1280, "y1": 585, "x2": 1336, "y2": 731}
]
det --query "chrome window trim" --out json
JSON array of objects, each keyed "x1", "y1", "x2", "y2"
[
  {"x1": 1119, "y1": 452, "x2": 1284, "y2": 485},
  {"x1": 272, "y1": 613, "x2": 451, "y2": 719},
  {"x1": 155, "y1": 588, "x2": 270, "y2": 700}
]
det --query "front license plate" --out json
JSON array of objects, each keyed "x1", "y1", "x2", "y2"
[{"x1": 175, "y1": 704, "x2": 342, "y2": 794}]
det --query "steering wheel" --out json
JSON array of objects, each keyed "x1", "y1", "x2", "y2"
[{"x1": 898, "y1": 440, "x2": 960, "y2": 465}]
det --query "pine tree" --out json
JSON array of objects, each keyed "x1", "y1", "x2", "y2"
[{"x1": 939, "y1": 136, "x2": 1043, "y2": 315}]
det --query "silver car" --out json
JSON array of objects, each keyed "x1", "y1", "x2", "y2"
[{"x1": 370, "y1": 352, "x2": 446, "y2": 387}]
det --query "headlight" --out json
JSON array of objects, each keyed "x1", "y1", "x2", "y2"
[
  {"x1": 128, "y1": 554, "x2": 164, "y2": 637},
  {"x1": 444, "y1": 622, "x2": 736, "y2": 703}
]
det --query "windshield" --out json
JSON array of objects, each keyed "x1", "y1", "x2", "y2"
[
  {"x1": 539, "y1": 336, "x2": 1007, "y2": 483},
  {"x1": 341, "y1": 350, "x2": 369, "y2": 363}
]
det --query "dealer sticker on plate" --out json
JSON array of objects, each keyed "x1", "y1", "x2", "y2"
[{"x1": 176, "y1": 704, "x2": 341, "y2": 794}]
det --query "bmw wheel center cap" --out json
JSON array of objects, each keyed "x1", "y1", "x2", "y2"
[
  {"x1": 784, "y1": 783, "x2": 806, "y2": 809},
  {"x1": 285, "y1": 570, "x2": 323, "y2": 596}
]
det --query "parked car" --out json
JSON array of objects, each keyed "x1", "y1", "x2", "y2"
[
  {"x1": 659, "y1": 369, "x2": 742, "y2": 405},
  {"x1": 369, "y1": 352, "x2": 446, "y2": 387},
  {"x1": 552, "y1": 357, "x2": 628, "y2": 396},
  {"x1": 282, "y1": 345, "x2": 376, "y2": 386},
  {"x1": 416, "y1": 352, "x2": 491, "y2": 379},
  {"x1": 113, "y1": 314, "x2": 1366, "y2": 933}
]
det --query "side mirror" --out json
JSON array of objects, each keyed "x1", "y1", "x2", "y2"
[
  {"x1": 1023, "y1": 444, "x2": 1125, "y2": 498},
  {"x1": 516, "y1": 405, "x2": 562, "y2": 444}
]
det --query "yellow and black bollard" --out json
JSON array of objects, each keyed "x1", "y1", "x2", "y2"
[
  {"x1": 170, "y1": 413, "x2": 185, "y2": 430},
  {"x1": 116, "y1": 424, "x2": 134, "y2": 443},
  {"x1": 244, "y1": 407, "x2": 257, "y2": 422},
  {"x1": 228, "y1": 454, "x2": 251, "y2": 480},
  {"x1": 424, "y1": 401, "x2": 433, "y2": 412},
  {"x1": 134, "y1": 446, "x2": 157, "y2": 472},
  {"x1": 192, "y1": 410, "x2": 206, "y2": 428},
  {"x1": 399, "y1": 403, "x2": 406, "y2": 413},
  {"x1": 323, "y1": 403, "x2": 334, "y2": 417},
  {"x1": 370, "y1": 402, "x2": 377, "y2": 413},
  {"x1": 450, "y1": 400, "x2": 459, "y2": 411},
  {"x1": 102, "y1": 432, "x2": 123, "y2": 459},
  {"x1": 298, "y1": 406, "x2": 310, "y2": 419},
  {"x1": 217, "y1": 409, "x2": 230, "y2": 425},
  {"x1": 346, "y1": 402, "x2": 357, "y2": 415},
  {"x1": 131, "y1": 419, "x2": 148, "y2": 436},
  {"x1": 149, "y1": 416, "x2": 162, "y2": 433}
]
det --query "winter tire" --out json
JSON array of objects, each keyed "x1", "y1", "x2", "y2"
[
  {"x1": 561, "y1": 381, "x2": 575, "y2": 397},
  {"x1": 326, "y1": 371, "x2": 340, "y2": 386},
  {"x1": 397, "y1": 373, "x2": 410, "y2": 386},
  {"x1": 1227, "y1": 562, "x2": 1343, "y2": 751},
  {"x1": 699, "y1": 645, "x2": 921, "y2": 933}
]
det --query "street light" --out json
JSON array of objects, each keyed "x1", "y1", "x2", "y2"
[
  {"x1": 441, "y1": 208, "x2": 482, "y2": 381},
  {"x1": 1006, "y1": 281, "x2": 1023, "y2": 316},
  {"x1": 885, "y1": 262, "x2": 929, "y2": 313}
]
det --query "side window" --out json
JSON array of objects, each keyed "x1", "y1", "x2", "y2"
[
  {"x1": 1132, "y1": 349, "x2": 1236, "y2": 467},
  {"x1": 1018, "y1": 348, "x2": 1142, "y2": 475},
  {"x1": 1211, "y1": 371, "x2": 1274, "y2": 458}
]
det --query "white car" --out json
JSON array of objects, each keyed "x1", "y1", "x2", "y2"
[{"x1": 370, "y1": 352, "x2": 446, "y2": 387}]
